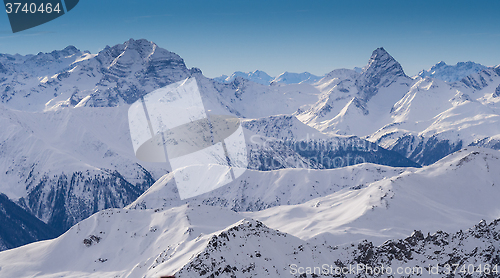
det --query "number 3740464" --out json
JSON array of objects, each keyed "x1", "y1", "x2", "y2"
[{"x1": 5, "y1": 2, "x2": 61, "y2": 14}]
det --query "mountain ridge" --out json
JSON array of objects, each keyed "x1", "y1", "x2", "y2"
[
  {"x1": 0, "y1": 38, "x2": 499, "y2": 255},
  {"x1": 417, "y1": 60, "x2": 487, "y2": 82},
  {"x1": 0, "y1": 148, "x2": 499, "y2": 277}
]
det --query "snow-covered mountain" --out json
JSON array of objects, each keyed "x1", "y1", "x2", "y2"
[
  {"x1": 0, "y1": 39, "x2": 194, "y2": 111},
  {"x1": 297, "y1": 47, "x2": 413, "y2": 136},
  {"x1": 368, "y1": 67, "x2": 500, "y2": 165},
  {"x1": 295, "y1": 48, "x2": 500, "y2": 165},
  {"x1": 2, "y1": 210, "x2": 499, "y2": 277},
  {"x1": 0, "y1": 44, "x2": 418, "y2": 241},
  {"x1": 0, "y1": 148, "x2": 499, "y2": 277},
  {"x1": 270, "y1": 71, "x2": 323, "y2": 84},
  {"x1": 2, "y1": 41, "x2": 499, "y2": 167},
  {"x1": 416, "y1": 61, "x2": 487, "y2": 82},
  {"x1": 213, "y1": 70, "x2": 323, "y2": 85},
  {"x1": 213, "y1": 70, "x2": 274, "y2": 85},
  {"x1": 3, "y1": 41, "x2": 497, "y2": 168},
  {"x1": 0, "y1": 101, "x2": 416, "y2": 237},
  {"x1": 241, "y1": 114, "x2": 420, "y2": 170},
  {"x1": 0, "y1": 103, "x2": 162, "y2": 234},
  {"x1": 1, "y1": 38, "x2": 500, "y2": 269}
]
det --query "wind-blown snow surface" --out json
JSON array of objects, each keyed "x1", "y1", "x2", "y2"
[{"x1": 0, "y1": 148, "x2": 499, "y2": 278}]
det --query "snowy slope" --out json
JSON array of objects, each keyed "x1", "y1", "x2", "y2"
[
  {"x1": 0, "y1": 104, "x2": 163, "y2": 233},
  {"x1": 367, "y1": 69, "x2": 500, "y2": 165},
  {"x1": 0, "y1": 40, "x2": 329, "y2": 239},
  {"x1": 251, "y1": 148, "x2": 500, "y2": 245},
  {"x1": 177, "y1": 218, "x2": 500, "y2": 278},
  {"x1": 127, "y1": 163, "x2": 407, "y2": 211},
  {"x1": 1, "y1": 209, "x2": 498, "y2": 278},
  {"x1": 295, "y1": 68, "x2": 362, "y2": 129},
  {"x1": 0, "y1": 205, "x2": 245, "y2": 278},
  {"x1": 202, "y1": 76, "x2": 321, "y2": 119},
  {"x1": 416, "y1": 61, "x2": 487, "y2": 82},
  {"x1": 0, "y1": 148, "x2": 499, "y2": 277},
  {"x1": 241, "y1": 114, "x2": 420, "y2": 170},
  {"x1": 0, "y1": 82, "x2": 415, "y2": 237}
]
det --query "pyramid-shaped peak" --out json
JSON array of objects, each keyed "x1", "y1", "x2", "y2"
[
  {"x1": 371, "y1": 47, "x2": 389, "y2": 56},
  {"x1": 355, "y1": 48, "x2": 410, "y2": 102},
  {"x1": 363, "y1": 47, "x2": 407, "y2": 78}
]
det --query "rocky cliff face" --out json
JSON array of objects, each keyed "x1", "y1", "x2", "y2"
[
  {"x1": 0, "y1": 193, "x2": 58, "y2": 251},
  {"x1": 355, "y1": 47, "x2": 410, "y2": 102},
  {"x1": 81, "y1": 39, "x2": 193, "y2": 107},
  {"x1": 0, "y1": 39, "x2": 195, "y2": 111},
  {"x1": 176, "y1": 218, "x2": 500, "y2": 278}
]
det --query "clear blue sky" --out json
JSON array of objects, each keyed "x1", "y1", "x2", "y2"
[{"x1": 1, "y1": 0, "x2": 499, "y2": 77}]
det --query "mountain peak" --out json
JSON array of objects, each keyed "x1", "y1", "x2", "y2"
[
  {"x1": 363, "y1": 47, "x2": 407, "y2": 78},
  {"x1": 124, "y1": 38, "x2": 154, "y2": 51},
  {"x1": 436, "y1": 61, "x2": 447, "y2": 67},
  {"x1": 371, "y1": 47, "x2": 388, "y2": 56},
  {"x1": 355, "y1": 47, "x2": 408, "y2": 101}
]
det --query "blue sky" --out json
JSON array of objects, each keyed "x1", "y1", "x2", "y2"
[{"x1": 1, "y1": 0, "x2": 499, "y2": 77}]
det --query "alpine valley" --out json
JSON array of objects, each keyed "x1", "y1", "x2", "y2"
[{"x1": 0, "y1": 39, "x2": 499, "y2": 278}]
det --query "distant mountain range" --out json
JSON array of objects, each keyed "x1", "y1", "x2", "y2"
[
  {"x1": 213, "y1": 70, "x2": 323, "y2": 85},
  {"x1": 416, "y1": 61, "x2": 487, "y2": 82},
  {"x1": 213, "y1": 61, "x2": 488, "y2": 86}
]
